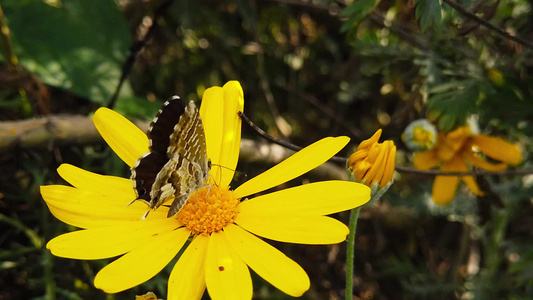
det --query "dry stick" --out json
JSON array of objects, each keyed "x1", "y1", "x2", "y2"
[
  {"x1": 0, "y1": 3, "x2": 17, "y2": 66},
  {"x1": 280, "y1": 85, "x2": 364, "y2": 140},
  {"x1": 251, "y1": 0, "x2": 291, "y2": 138},
  {"x1": 107, "y1": 0, "x2": 176, "y2": 109},
  {"x1": 443, "y1": 0, "x2": 533, "y2": 50},
  {"x1": 2, "y1": 114, "x2": 530, "y2": 177},
  {"x1": 239, "y1": 111, "x2": 532, "y2": 177}
]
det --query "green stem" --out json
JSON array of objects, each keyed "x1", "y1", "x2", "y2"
[{"x1": 345, "y1": 206, "x2": 361, "y2": 299}]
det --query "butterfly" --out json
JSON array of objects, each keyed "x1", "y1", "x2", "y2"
[{"x1": 130, "y1": 96, "x2": 210, "y2": 218}]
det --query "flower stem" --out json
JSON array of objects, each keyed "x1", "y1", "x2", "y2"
[{"x1": 345, "y1": 206, "x2": 361, "y2": 299}]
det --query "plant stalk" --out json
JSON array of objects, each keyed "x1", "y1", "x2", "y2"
[{"x1": 345, "y1": 206, "x2": 361, "y2": 299}]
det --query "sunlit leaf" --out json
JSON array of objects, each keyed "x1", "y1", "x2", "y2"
[{"x1": 2, "y1": 0, "x2": 131, "y2": 105}]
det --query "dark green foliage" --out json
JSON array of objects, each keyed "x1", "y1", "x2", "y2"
[
  {"x1": 428, "y1": 80, "x2": 479, "y2": 130},
  {"x1": 340, "y1": 0, "x2": 380, "y2": 32},
  {"x1": 414, "y1": 0, "x2": 443, "y2": 30}
]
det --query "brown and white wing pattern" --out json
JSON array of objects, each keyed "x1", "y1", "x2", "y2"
[
  {"x1": 130, "y1": 97, "x2": 210, "y2": 218},
  {"x1": 150, "y1": 101, "x2": 210, "y2": 217}
]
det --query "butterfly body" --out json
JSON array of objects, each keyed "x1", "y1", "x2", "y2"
[{"x1": 131, "y1": 97, "x2": 210, "y2": 217}]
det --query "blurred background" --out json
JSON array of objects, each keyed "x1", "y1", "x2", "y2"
[{"x1": 0, "y1": 0, "x2": 532, "y2": 299}]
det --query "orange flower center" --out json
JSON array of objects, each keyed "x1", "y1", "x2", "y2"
[{"x1": 177, "y1": 185, "x2": 239, "y2": 235}]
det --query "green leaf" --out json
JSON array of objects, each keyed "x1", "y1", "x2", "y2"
[
  {"x1": 2, "y1": 0, "x2": 131, "y2": 105},
  {"x1": 414, "y1": 0, "x2": 443, "y2": 30},
  {"x1": 340, "y1": 0, "x2": 381, "y2": 32},
  {"x1": 428, "y1": 80, "x2": 479, "y2": 131}
]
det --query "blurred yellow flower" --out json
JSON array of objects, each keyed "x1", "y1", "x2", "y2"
[
  {"x1": 348, "y1": 129, "x2": 396, "y2": 189},
  {"x1": 413, "y1": 126, "x2": 522, "y2": 205},
  {"x1": 41, "y1": 81, "x2": 370, "y2": 299},
  {"x1": 488, "y1": 68, "x2": 504, "y2": 87}
]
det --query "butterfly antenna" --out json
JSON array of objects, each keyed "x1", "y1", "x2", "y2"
[{"x1": 210, "y1": 163, "x2": 237, "y2": 186}]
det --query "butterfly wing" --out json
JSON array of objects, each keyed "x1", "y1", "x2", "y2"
[
  {"x1": 130, "y1": 97, "x2": 186, "y2": 206},
  {"x1": 166, "y1": 101, "x2": 210, "y2": 216},
  {"x1": 147, "y1": 101, "x2": 210, "y2": 216},
  {"x1": 131, "y1": 152, "x2": 168, "y2": 203}
]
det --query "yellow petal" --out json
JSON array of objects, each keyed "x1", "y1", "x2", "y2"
[
  {"x1": 413, "y1": 149, "x2": 440, "y2": 170},
  {"x1": 93, "y1": 107, "x2": 149, "y2": 167},
  {"x1": 168, "y1": 235, "x2": 209, "y2": 300},
  {"x1": 200, "y1": 81, "x2": 244, "y2": 187},
  {"x1": 381, "y1": 142, "x2": 396, "y2": 187},
  {"x1": 463, "y1": 151, "x2": 507, "y2": 172},
  {"x1": 57, "y1": 164, "x2": 134, "y2": 198},
  {"x1": 353, "y1": 160, "x2": 371, "y2": 182},
  {"x1": 206, "y1": 231, "x2": 252, "y2": 300},
  {"x1": 432, "y1": 175, "x2": 459, "y2": 205},
  {"x1": 46, "y1": 218, "x2": 180, "y2": 259},
  {"x1": 235, "y1": 215, "x2": 349, "y2": 244},
  {"x1": 363, "y1": 144, "x2": 388, "y2": 186},
  {"x1": 470, "y1": 135, "x2": 522, "y2": 165},
  {"x1": 446, "y1": 155, "x2": 484, "y2": 196},
  {"x1": 238, "y1": 181, "x2": 369, "y2": 216},
  {"x1": 41, "y1": 185, "x2": 167, "y2": 228},
  {"x1": 234, "y1": 136, "x2": 350, "y2": 198},
  {"x1": 94, "y1": 228, "x2": 189, "y2": 293},
  {"x1": 357, "y1": 129, "x2": 381, "y2": 150},
  {"x1": 462, "y1": 175, "x2": 483, "y2": 196},
  {"x1": 224, "y1": 224, "x2": 310, "y2": 297},
  {"x1": 445, "y1": 126, "x2": 470, "y2": 152},
  {"x1": 431, "y1": 157, "x2": 465, "y2": 205}
]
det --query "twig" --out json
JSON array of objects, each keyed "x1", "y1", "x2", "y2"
[
  {"x1": 443, "y1": 0, "x2": 533, "y2": 50},
  {"x1": 107, "y1": 0, "x2": 176, "y2": 109},
  {"x1": 279, "y1": 85, "x2": 363, "y2": 139},
  {"x1": 395, "y1": 166, "x2": 531, "y2": 177},
  {"x1": 239, "y1": 111, "x2": 350, "y2": 162},
  {"x1": 2, "y1": 114, "x2": 530, "y2": 177},
  {"x1": 0, "y1": 3, "x2": 17, "y2": 66},
  {"x1": 251, "y1": 0, "x2": 292, "y2": 138},
  {"x1": 239, "y1": 111, "x2": 532, "y2": 177}
]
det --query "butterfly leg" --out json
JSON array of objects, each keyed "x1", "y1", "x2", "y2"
[{"x1": 142, "y1": 209, "x2": 151, "y2": 220}]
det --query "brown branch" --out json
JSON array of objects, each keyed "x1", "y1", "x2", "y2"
[
  {"x1": 0, "y1": 3, "x2": 17, "y2": 66},
  {"x1": 239, "y1": 111, "x2": 533, "y2": 177},
  {"x1": 443, "y1": 0, "x2": 533, "y2": 50},
  {"x1": 107, "y1": 0, "x2": 176, "y2": 109},
  {"x1": 0, "y1": 116, "x2": 148, "y2": 152},
  {"x1": 279, "y1": 85, "x2": 364, "y2": 140},
  {"x1": 251, "y1": 0, "x2": 292, "y2": 138},
  {"x1": 395, "y1": 166, "x2": 531, "y2": 177},
  {"x1": 2, "y1": 114, "x2": 530, "y2": 178}
]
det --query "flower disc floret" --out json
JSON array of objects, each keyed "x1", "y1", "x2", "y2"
[{"x1": 177, "y1": 185, "x2": 239, "y2": 236}]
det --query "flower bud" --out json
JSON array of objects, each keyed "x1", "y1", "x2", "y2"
[
  {"x1": 348, "y1": 129, "x2": 396, "y2": 190},
  {"x1": 402, "y1": 119, "x2": 437, "y2": 151}
]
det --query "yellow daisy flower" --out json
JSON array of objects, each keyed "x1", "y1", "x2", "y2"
[
  {"x1": 413, "y1": 126, "x2": 522, "y2": 205},
  {"x1": 41, "y1": 81, "x2": 371, "y2": 299}
]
